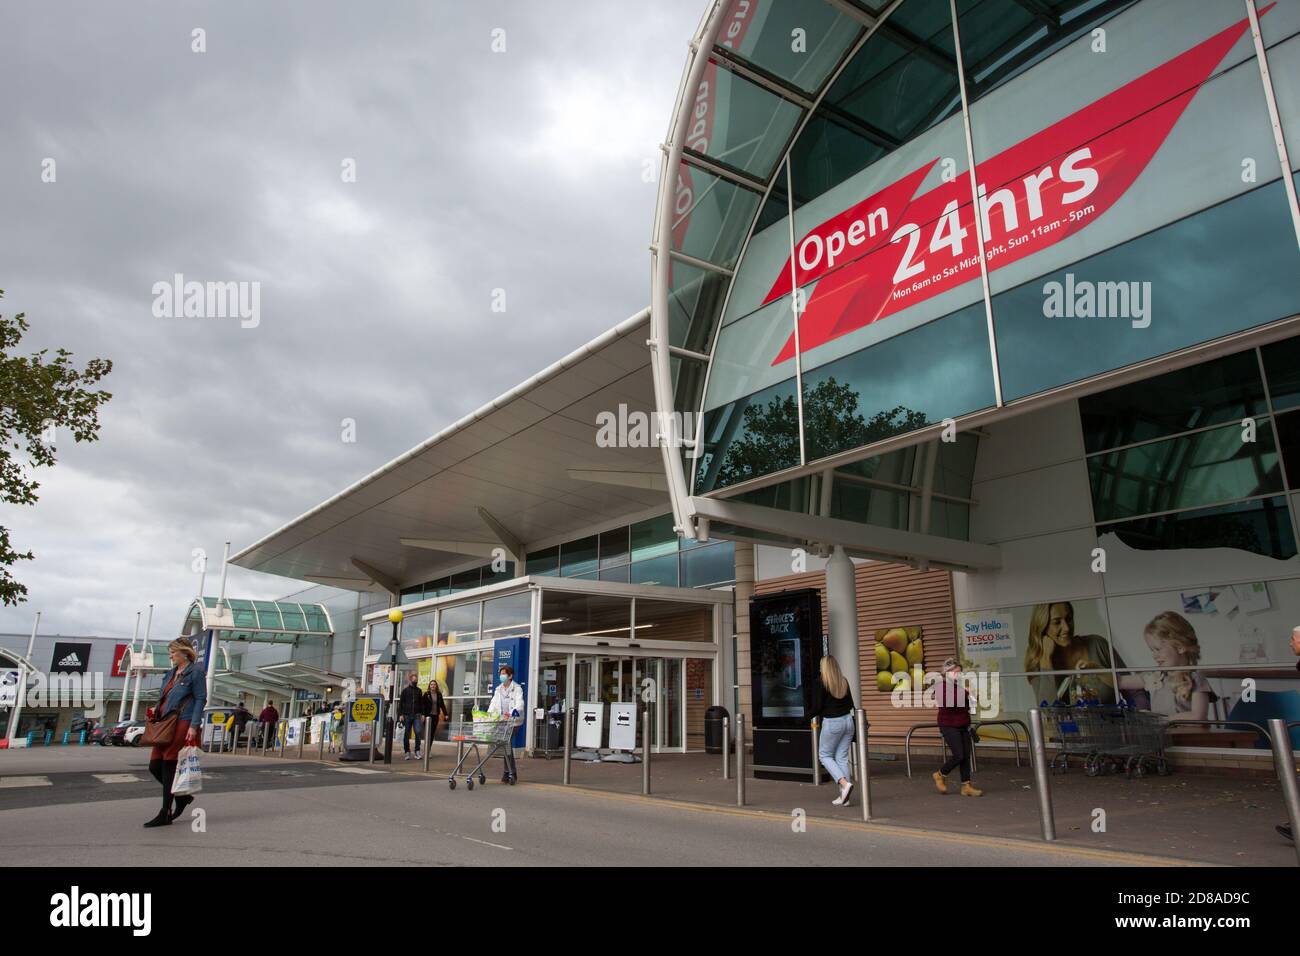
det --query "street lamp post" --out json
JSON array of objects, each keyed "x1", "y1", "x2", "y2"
[{"x1": 383, "y1": 608, "x2": 402, "y2": 765}]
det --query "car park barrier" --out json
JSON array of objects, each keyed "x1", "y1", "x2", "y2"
[{"x1": 735, "y1": 714, "x2": 746, "y2": 807}]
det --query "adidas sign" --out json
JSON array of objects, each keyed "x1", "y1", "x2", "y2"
[{"x1": 57, "y1": 652, "x2": 83, "y2": 668}]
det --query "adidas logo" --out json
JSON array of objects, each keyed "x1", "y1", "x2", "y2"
[{"x1": 57, "y1": 652, "x2": 82, "y2": 668}]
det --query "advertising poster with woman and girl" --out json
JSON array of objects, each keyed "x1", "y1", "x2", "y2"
[{"x1": 956, "y1": 578, "x2": 1300, "y2": 745}]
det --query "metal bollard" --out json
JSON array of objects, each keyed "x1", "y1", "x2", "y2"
[
  {"x1": 246, "y1": 725, "x2": 254, "y2": 756},
  {"x1": 855, "y1": 709, "x2": 872, "y2": 822},
  {"x1": 369, "y1": 719, "x2": 379, "y2": 764},
  {"x1": 318, "y1": 722, "x2": 326, "y2": 760},
  {"x1": 722, "y1": 712, "x2": 733, "y2": 780},
  {"x1": 642, "y1": 710, "x2": 651, "y2": 796},
  {"x1": 1027, "y1": 708, "x2": 1056, "y2": 841},
  {"x1": 810, "y1": 719, "x2": 821, "y2": 786},
  {"x1": 562, "y1": 707, "x2": 573, "y2": 786},
  {"x1": 260, "y1": 723, "x2": 269, "y2": 756},
  {"x1": 735, "y1": 714, "x2": 747, "y2": 807},
  {"x1": 1268, "y1": 719, "x2": 1300, "y2": 866},
  {"x1": 423, "y1": 717, "x2": 432, "y2": 772},
  {"x1": 297, "y1": 722, "x2": 305, "y2": 759}
]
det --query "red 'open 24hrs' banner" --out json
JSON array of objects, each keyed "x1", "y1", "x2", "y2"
[{"x1": 763, "y1": 9, "x2": 1268, "y2": 366}]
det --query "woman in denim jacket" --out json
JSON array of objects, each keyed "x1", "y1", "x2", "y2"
[{"x1": 143, "y1": 639, "x2": 207, "y2": 827}]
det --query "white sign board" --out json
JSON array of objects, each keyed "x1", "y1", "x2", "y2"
[
  {"x1": 608, "y1": 702, "x2": 636, "y2": 751},
  {"x1": 958, "y1": 611, "x2": 1016, "y2": 660},
  {"x1": 575, "y1": 701, "x2": 604, "y2": 749},
  {"x1": 0, "y1": 669, "x2": 19, "y2": 708},
  {"x1": 285, "y1": 718, "x2": 306, "y2": 747}
]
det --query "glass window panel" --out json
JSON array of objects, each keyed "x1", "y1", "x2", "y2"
[
  {"x1": 669, "y1": 162, "x2": 763, "y2": 269},
  {"x1": 302, "y1": 607, "x2": 330, "y2": 633},
  {"x1": 956, "y1": 0, "x2": 1138, "y2": 105},
  {"x1": 690, "y1": 62, "x2": 802, "y2": 180},
  {"x1": 401, "y1": 610, "x2": 438, "y2": 656},
  {"x1": 634, "y1": 599, "x2": 714, "y2": 643},
  {"x1": 695, "y1": 375, "x2": 801, "y2": 493},
  {"x1": 598, "y1": 565, "x2": 630, "y2": 584},
  {"x1": 399, "y1": 586, "x2": 424, "y2": 606},
  {"x1": 681, "y1": 541, "x2": 737, "y2": 587},
  {"x1": 435, "y1": 650, "x2": 493, "y2": 703},
  {"x1": 789, "y1": 113, "x2": 889, "y2": 208},
  {"x1": 1078, "y1": 350, "x2": 1266, "y2": 454},
  {"x1": 932, "y1": 432, "x2": 980, "y2": 499},
  {"x1": 561, "y1": 536, "x2": 598, "y2": 577},
  {"x1": 253, "y1": 601, "x2": 283, "y2": 630},
  {"x1": 993, "y1": 179, "x2": 1300, "y2": 402},
  {"x1": 631, "y1": 514, "x2": 679, "y2": 562},
  {"x1": 448, "y1": 568, "x2": 481, "y2": 594},
  {"x1": 927, "y1": 498, "x2": 971, "y2": 540},
  {"x1": 481, "y1": 562, "x2": 516, "y2": 587},
  {"x1": 1088, "y1": 420, "x2": 1283, "y2": 523},
  {"x1": 482, "y1": 593, "x2": 531, "y2": 640},
  {"x1": 802, "y1": 302, "x2": 998, "y2": 464},
  {"x1": 438, "y1": 603, "x2": 480, "y2": 646},
  {"x1": 828, "y1": 479, "x2": 909, "y2": 531},
  {"x1": 1097, "y1": 496, "x2": 1296, "y2": 559},
  {"x1": 1276, "y1": 408, "x2": 1300, "y2": 488},
  {"x1": 525, "y1": 547, "x2": 559, "y2": 577},
  {"x1": 669, "y1": 258, "x2": 730, "y2": 354},
  {"x1": 278, "y1": 606, "x2": 306, "y2": 631},
  {"x1": 424, "y1": 578, "x2": 451, "y2": 599},
  {"x1": 599, "y1": 527, "x2": 630, "y2": 569},
  {"x1": 540, "y1": 591, "x2": 632, "y2": 638},
  {"x1": 1262, "y1": 335, "x2": 1300, "y2": 411},
  {"x1": 715, "y1": 0, "x2": 860, "y2": 94},
  {"x1": 630, "y1": 553, "x2": 681, "y2": 587}
]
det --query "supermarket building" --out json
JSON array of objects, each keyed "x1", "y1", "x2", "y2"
[{"x1": 233, "y1": 0, "x2": 1300, "y2": 763}]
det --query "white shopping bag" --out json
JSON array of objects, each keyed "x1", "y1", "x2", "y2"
[{"x1": 172, "y1": 746, "x2": 203, "y2": 796}]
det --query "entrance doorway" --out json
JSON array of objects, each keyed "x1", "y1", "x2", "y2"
[{"x1": 540, "y1": 654, "x2": 691, "y2": 753}]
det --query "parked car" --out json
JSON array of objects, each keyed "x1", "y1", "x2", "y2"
[
  {"x1": 123, "y1": 724, "x2": 147, "y2": 747},
  {"x1": 103, "y1": 721, "x2": 146, "y2": 746},
  {"x1": 91, "y1": 722, "x2": 120, "y2": 746}
]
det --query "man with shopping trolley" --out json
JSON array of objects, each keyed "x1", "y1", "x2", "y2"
[{"x1": 488, "y1": 664, "x2": 525, "y2": 784}]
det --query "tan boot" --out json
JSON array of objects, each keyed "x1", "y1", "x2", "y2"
[
  {"x1": 961, "y1": 781, "x2": 983, "y2": 797},
  {"x1": 932, "y1": 771, "x2": 948, "y2": 794}
]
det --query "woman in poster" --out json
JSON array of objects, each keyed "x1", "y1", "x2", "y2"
[
  {"x1": 1117, "y1": 611, "x2": 1212, "y2": 720},
  {"x1": 1023, "y1": 601, "x2": 1124, "y2": 704}
]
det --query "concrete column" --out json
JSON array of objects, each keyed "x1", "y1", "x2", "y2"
[
  {"x1": 733, "y1": 542, "x2": 755, "y2": 726},
  {"x1": 825, "y1": 545, "x2": 860, "y2": 703}
]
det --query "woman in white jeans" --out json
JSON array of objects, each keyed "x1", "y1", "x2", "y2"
[{"x1": 812, "y1": 655, "x2": 856, "y2": 806}]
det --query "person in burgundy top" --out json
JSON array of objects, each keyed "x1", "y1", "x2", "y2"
[{"x1": 932, "y1": 658, "x2": 982, "y2": 797}]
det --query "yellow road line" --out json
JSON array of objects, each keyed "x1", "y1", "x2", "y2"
[{"x1": 524, "y1": 782, "x2": 1207, "y2": 867}]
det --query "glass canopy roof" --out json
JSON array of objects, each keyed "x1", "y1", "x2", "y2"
[{"x1": 185, "y1": 597, "x2": 333, "y2": 643}]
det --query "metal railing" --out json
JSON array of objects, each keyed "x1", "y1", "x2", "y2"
[{"x1": 904, "y1": 719, "x2": 1027, "y2": 778}]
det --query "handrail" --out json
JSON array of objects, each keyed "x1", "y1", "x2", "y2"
[
  {"x1": 904, "y1": 719, "x2": 1028, "y2": 778},
  {"x1": 1161, "y1": 718, "x2": 1274, "y2": 743}
]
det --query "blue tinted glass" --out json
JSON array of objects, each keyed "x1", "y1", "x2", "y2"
[
  {"x1": 995, "y1": 180, "x2": 1300, "y2": 401},
  {"x1": 681, "y1": 541, "x2": 736, "y2": 587},
  {"x1": 630, "y1": 554, "x2": 680, "y2": 587},
  {"x1": 696, "y1": 377, "x2": 801, "y2": 493},
  {"x1": 1098, "y1": 496, "x2": 1296, "y2": 559}
]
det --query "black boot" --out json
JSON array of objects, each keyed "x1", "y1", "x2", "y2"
[
  {"x1": 144, "y1": 760, "x2": 177, "y2": 828},
  {"x1": 170, "y1": 795, "x2": 194, "y2": 822},
  {"x1": 148, "y1": 758, "x2": 164, "y2": 784}
]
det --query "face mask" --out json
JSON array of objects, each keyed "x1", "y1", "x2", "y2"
[{"x1": 499, "y1": 673, "x2": 509, "y2": 683}]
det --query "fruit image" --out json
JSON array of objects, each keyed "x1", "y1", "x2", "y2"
[
  {"x1": 906, "y1": 639, "x2": 924, "y2": 666},
  {"x1": 874, "y1": 644, "x2": 890, "y2": 671},
  {"x1": 892, "y1": 671, "x2": 911, "y2": 692},
  {"x1": 889, "y1": 651, "x2": 909, "y2": 674},
  {"x1": 881, "y1": 628, "x2": 909, "y2": 653},
  {"x1": 876, "y1": 670, "x2": 894, "y2": 692}
]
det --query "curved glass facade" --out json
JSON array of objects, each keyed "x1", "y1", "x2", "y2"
[{"x1": 655, "y1": 0, "x2": 1300, "y2": 511}]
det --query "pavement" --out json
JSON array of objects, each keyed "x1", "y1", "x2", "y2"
[{"x1": 0, "y1": 742, "x2": 1295, "y2": 866}]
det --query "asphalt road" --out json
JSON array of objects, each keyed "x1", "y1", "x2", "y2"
[{"x1": 0, "y1": 746, "x2": 1191, "y2": 867}]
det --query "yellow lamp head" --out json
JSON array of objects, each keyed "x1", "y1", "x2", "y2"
[{"x1": 388, "y1": 609, "x2": 404, "y2": 624}]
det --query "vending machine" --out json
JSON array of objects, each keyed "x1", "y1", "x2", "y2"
[{"x1": 749, "y1": 589, "x2": 826, "y2": 780}]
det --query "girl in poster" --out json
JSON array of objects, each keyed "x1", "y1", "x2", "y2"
[{"x1": 1117, "y1": 611, "x2": 1212, "y2": 720}]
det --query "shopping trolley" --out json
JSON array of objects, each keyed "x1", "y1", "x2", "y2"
[
  {"x1": 446, "y1": 715, "x2": 520, "y2": 790},
  {"x1": 1041, "y1": 703, "x2": 1169, "y2": 777}
]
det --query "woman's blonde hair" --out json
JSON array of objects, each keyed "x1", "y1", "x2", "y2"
[
  {"x1": 820, "y1": 655, "x2": 849, "y2": 699},
  {"x1": 1144, "y1": 611, "x2": 1201, "y2": 705},
  {"x1": 1024, "y1": 601, "x2": 1074, "y2": 672},
  {"x1": 168, "y1": 639, "x2": 197, "y2": 663}
]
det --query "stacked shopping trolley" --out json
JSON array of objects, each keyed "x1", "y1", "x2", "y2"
[{"x1": 1040, "y1": 701, "x2": 1170, "y2": 778}]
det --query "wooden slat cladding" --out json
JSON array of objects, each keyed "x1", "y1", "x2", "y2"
[{"x1": 753, "y1": 562, "x2": 957, "y2": 741}]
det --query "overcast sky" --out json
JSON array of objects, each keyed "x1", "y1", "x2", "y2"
[{"x1": 0, "y1": 0, "x2": 704, "y2": 640}]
